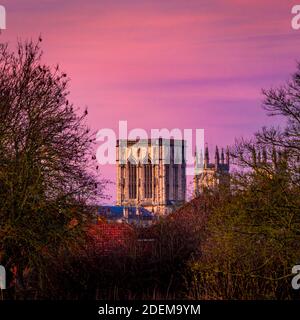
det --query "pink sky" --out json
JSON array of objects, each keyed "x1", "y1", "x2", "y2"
[{"x1": 1, "y1": 0, "x2": 300, "y2": 202}]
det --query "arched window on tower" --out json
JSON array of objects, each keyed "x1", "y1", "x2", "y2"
[
  {"x1": 174, "y1": 165, "x2": 179, "y2": 200},
  {"x1": 144, "y1": 160, "x2": 153, "y2": 198},
  {"x1": 165, "y1": 164, "x2": 170, "y2": 201},
  {"x1": 128, "y1": 161, "x2": 137, "y2": 199}
]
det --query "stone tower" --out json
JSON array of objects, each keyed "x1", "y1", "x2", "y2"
[
  {"x1": 116, "y1": 138, "x2": 186, "y2": 215},
  {"x1": 194, "y1": 145, "x2": 230, "y2": 196}
]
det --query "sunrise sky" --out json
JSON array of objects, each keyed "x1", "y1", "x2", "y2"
[{"x1": 1, "y1": 0, "x2": 300, "y2": 201}]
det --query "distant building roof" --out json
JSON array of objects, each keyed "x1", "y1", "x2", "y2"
[{"x1": 97, "y1": 206, "x2": 154, "y2": 222}]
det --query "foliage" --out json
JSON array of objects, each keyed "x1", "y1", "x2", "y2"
[{"x1": 185, "y1": 64, "x2": 300, "y2": 300}]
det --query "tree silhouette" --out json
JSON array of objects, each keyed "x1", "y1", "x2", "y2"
[{"x1": 0, "y1": 39, "x2": 103, "y2": 296}]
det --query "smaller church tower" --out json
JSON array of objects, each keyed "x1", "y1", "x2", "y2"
[{"x1": 194, "y1": 145, "x2": 230, "y2": 196}]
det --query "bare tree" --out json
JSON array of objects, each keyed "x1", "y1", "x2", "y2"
[
  {"x1": 257, "y1": 63, "x2": 300, "y2": 154},
  {"x1": 229, "y1": 63, "x2": 300, "y2": 187},
  {"x1": 0, "y1": 39, "x2": 103, "y2": 296}
]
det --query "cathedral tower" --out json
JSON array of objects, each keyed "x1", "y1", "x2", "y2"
[
  {"x1": 194, "y1": 145, "x2": 230, "y2": 196},
  {"x1": 116, "y1": 138, "x2": 186, "y2": 215}
]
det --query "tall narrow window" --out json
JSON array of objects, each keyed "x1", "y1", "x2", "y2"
[
  {"x1": 129, "y1": 162, "x2": 137, "y2": 199},
  {"x1": 120, "y1": 165, "x2": 125, "y2": 200},
  {"x1": 165, "y1": 164, "x2": 170, "y2": 201},
  {"x1": 144, "y1": 161, "x2": 153, "y2": 198},
  {"x1": 174, "y1": 165, "x2": 179, "y2": 200}
]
